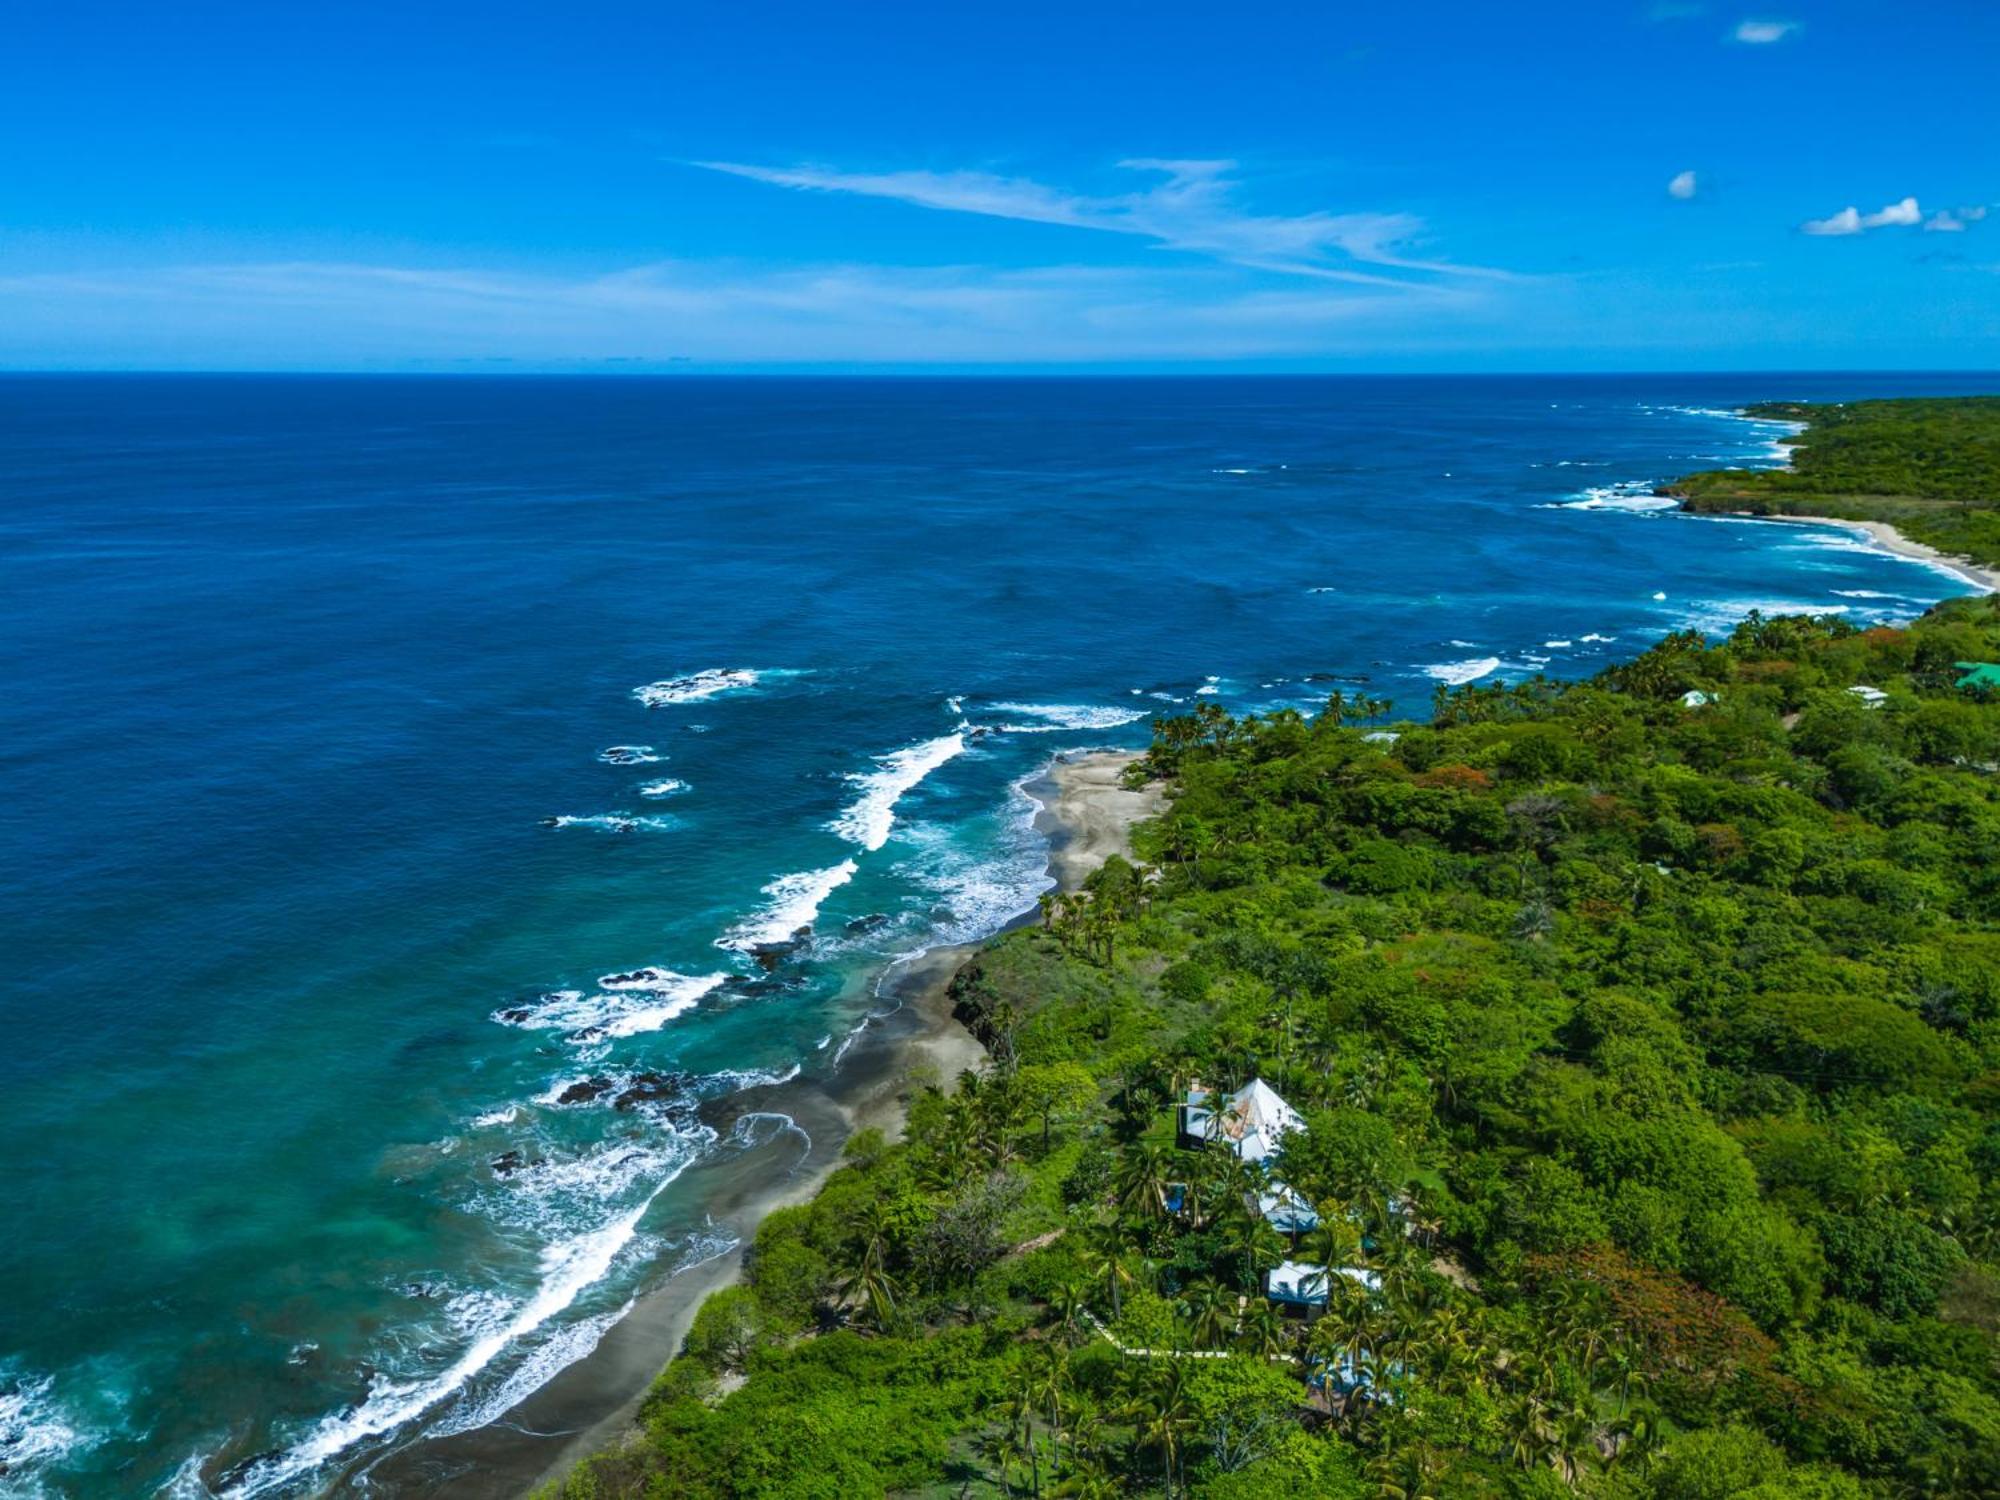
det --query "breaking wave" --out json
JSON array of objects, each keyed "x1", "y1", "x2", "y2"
[
  {"x1": 717, "y1": 861, "x2": 859, "y2": 951},
  {"x1": 829, "y1": 734, "x2": 965, "y2": 852}
]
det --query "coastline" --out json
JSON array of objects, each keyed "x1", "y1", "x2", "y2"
[
  {"x1": 1700, "y1": 509, "x2": 2000, "y2": 596},
  {"x1": 364, "y1": 749, "x2": 1160, "y2": 1498}
]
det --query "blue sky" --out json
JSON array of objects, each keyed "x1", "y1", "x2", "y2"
[{"x1": 2, "y1": 0, "x2": 1995, "y2": 370}]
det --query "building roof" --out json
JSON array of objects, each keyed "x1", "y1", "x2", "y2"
[
  {"x1": 1266, "y1": 1260, "x2": 1379, "y2": 1305},
  {"x1": 1258, "y1": 1180, "x2": 1320, "y2": 1234},
  {"x1": 1183, "y1": 1077, "x2": 1305, "y2": 1163},
  {"x1": 1955, "y1": 661, "x2": 2000, "y2": 691},
  {"x1": 1848, "y1": 684, "x2": 1888, "y2": 707}
]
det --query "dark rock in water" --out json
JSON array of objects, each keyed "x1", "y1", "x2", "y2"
[
  {"x1": 566, "y1": 1025, "x2": 605, "y2": 1044},
  {"x1": 555, "y1": 1076, "x2": 614, "y2": 1106},
  {"x1": 599, "y1": 966, "x2": 669, "y2": 989},
  {"x1": 722, "y1": 974, "x2": 807, "y2": 1000},
  {"x1": 598, "y1": 745, "x2": 656, "y2": 765},
  {"x1": 747, "y1": 927, "x2": 811, "y2": 972},
  {"x1": 495, "y1": 1005, "x2": 533, "y2": 1024},
  {"x1": 401, "y1": 1280, "x2": 447, "y2": 1300},
  {"x1": 612, "y1": 1070, "x2": 690, "y2": 1112},
  {"x1": 490, "y1": 1150, "x2": 526, "y2": 1176},
  {"x1": 844, "y1": 913, "x2": 890, "y2": 935}
]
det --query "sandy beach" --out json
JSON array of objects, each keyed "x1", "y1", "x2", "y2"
[
  {"x1": 1027, "y1": 750, "x2": 1168, "y2": 894},
  {"x1": 363, "y1": 749, "x2": 1161, "y2": 1498},
  {"x1": 1708, "y1": 511, "x2": 2000, "y2": 596}
]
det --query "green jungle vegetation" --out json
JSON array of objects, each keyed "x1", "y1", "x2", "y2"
[
  {"x1": 1667, "y1": 397, "x2": 2000, "y2": 567},
  {"x1": 549, "y1": 595, "x2": 2000, "y2": 1500}
]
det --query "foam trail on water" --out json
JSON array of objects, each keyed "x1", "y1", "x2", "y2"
[
  {"x1": 829, "y1": 734, "x2": 965, "y2": 851},
  {"x1": 718, "y1": 861, "x2": 859, "y2": 951},
  {"x1": 988, "y1": 702, "x2": 1149, "y2": 732},
  {"x1": 1423, "y1": 657, "x2": 1501, "y2": 685},
  {"x1": 226, "y1": 1147, "x2": 703, "y2": 1497},
  {"x1": 493, "y1": 972, "x2": 728, "y2": 1041}
]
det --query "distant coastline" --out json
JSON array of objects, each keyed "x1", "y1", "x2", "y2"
[{"x1": 1663, "y1": 395, "x2": 2000, "y2": 598}]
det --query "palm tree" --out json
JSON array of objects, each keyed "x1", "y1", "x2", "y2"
[
  {"x1": 1180, "y1": 1277, "x2": 1239, "y2": 1349},
  {"x1": 1051, "y1": 1280, "x2": 1089, "y2": 1347},
  {"x1": 1114, "y1": 1142, "x2": 1175, "y2": 1220},
  {"x1": 1504, "y1": 1394, "x2": 1556, "y2": 1473},
  {"x1": 1125, "y1": 1363, "x2": 1196, "y2": 1500},
  {"x1": 840, "y1": 1201, "x2": 900, "y2": 1330},
  {"x1": 1223, "y1": 1210, "x2": 1289, "y2": 1289},
  {"x1": 1236, "y1": 1297, "x2": 1290, "y2": 1360},
  {"x1": 1079, "y1": 1224, "x2": 1140, "y2": 1322}
]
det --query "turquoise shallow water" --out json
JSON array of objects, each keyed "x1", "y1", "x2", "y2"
[{"x1": 0, "y1": 373, "x2": 1985, "y2": 1495}]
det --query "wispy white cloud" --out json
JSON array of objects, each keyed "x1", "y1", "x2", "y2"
[
  {"x1": 1802, "y1": 196, "x2": 1923, "y2": 236},
  {"x1": 1924, "y1": 205, "x2": 1989, "y2": 233},
  {"x1": 1668, "y1": 170, "x2": 1699, "y2": 200},
  {"x1": 1733, "y1": 18, "x2": 1798, "y2": 43},
  {"x1": 692, "y1": 158, "x2": 1508, "y2": 286},
  {"x1": 0, "y1": 255, "x2": 1492, "y2": 368}
]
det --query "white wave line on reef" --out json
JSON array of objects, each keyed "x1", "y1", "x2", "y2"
[
  {"x1": 828, "y1": 733, "x2": 965, "y2": 851},
  {"x1": 223, "y1": 1149, "x2": 704, "y2": 1497},
  {"x1": 716, "y1": 860, "x2": 859, "y2": 950}
]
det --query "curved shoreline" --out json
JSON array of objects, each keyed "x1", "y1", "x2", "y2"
[
  {"x1": 359, "y1": 749, "x2": 1159, "y2": 1498},
  {"x1": 1690, "y1": 508, "x2": 2000, "y2": 596}
]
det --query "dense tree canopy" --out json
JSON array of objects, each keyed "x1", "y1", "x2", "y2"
[{"x1": 550, "y1": 594, "x2": 2000, "y2": 1499}]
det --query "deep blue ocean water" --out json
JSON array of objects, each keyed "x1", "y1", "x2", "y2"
[{"x1": 0, "y1": 372, "x2": 1988, "y2": 1495}]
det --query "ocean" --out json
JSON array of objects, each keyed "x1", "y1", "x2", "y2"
[{"x1": 0, "y1": 372, "x2": 1985, "y2": 1495}]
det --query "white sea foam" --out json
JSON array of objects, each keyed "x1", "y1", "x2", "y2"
[
  {"x1": 899, "y1": 779, "x2": 1057, "y2": 945},
  {"x1": 1423, "y1": 657, "x2": 1502, "y2": 686},
  {"x1": 1551, "y1": 481, "x2": 1678, "y2": 513},
  {"x1": 471, "y1": 1106, "x2": 519, "y2": 1129},
  {"x1": 544, "y1": 813, "x2": 674, "y2": 833},
  {"x1": 0, "y1": 1366, "x2": 81, "y2": 1490},
  {"x1": 1832, "y1": 588, "x2": 1908, "y2": 600},
  {"x1": 597, "y1": 745, "x2": 661, "y2": 766},
  {"x1": 717, "y1": 861, "x2": 858, "y2": 951},
  {"x1": 632, "y1": 668, "x2": 764, "y2": 708},
  {"x1": 1544, "y1": 639, "x2": 1573, "y2": 648},
  {"x1": 1581, "y1": 632, "x2": 1616, "y2": 643},
  {"x1": 1676, "y1": 598, "x2": 1852, "y2": 635},
  {"x1": 637, "y1": 778, "x2": 689, "y2": 798},
  {"x1": 986, "y1": 702, "x2": 1150, "y2": 732},
  {"x1": 711, "y1": 1064, "x2": 805, "y2": 1093},
  {"x1": 829, "y1": 734, "x2": 966, "y2": 851},
  {"x1": 494, "y1": 972, "x2": 727, "y2": 1041},
  {"x1": 229, "y1": 1142, "x2": 704, "y2": 1497}
]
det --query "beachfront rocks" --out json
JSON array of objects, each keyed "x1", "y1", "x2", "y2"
[{"x1": 555, "y1": 1076, "x2": 615, "y2": 1106}]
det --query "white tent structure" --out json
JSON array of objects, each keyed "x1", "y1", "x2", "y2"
[
  {"x1": 1179, "y1": 1077, "x2": 1305, "y2": 1164},
  {"x1": 1266, "y1": 1260, "x2": 1379, "y2": 1308}
]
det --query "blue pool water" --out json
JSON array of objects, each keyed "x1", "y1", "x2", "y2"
[{"x1": 0, "y1": 372, "x2": 1985, "y2": 1494}]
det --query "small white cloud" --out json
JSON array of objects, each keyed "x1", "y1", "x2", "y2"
[
  {"x1": 1802, "y1": 206, "x2": 1863, "y2": 236},
  {"x1": 1734, "y1": 18, "x2": 1798, "y2": 42},
  {"x1": 1925, "y1": 205, "x2": 1989, "y2": 233},
  {"x1": 1668, "y1": 170, "x2": 1699, "y2": 200},
  {"x1": 1801, "y1": 196, "x2": 1924, "y2": 236},
  {"x1": 1862, "y1": 196, "x2": 1921, "y2": 228}
]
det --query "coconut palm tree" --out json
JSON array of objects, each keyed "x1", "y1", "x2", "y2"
[
  {"x1": 1504, "y1": 1395, "x2": 1556, "y2": 1473},
  {"x1": 1179, "y1": 1277, "x2": 1239, "y2": 1349},
  {"x1": 1236, "y1": 1298, "x2": 1290, "y2": 1360},
  {"x1": 839, "y1": 1201, "x2": 900, "y2": 1330},
  {"x1": 1114, "y1": 1142, "x2": 1175, "y2": 1220},
  {"x1": 1125, "y1": 1363, "x2": 1196, "y2": 1499},
  {"x1": 1223, "y1": 1210, "x2": 1290, "y2": 1290},
  {"x1": 1078, "y1": 1224, "x2": 1141, "y2": 1322}
]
